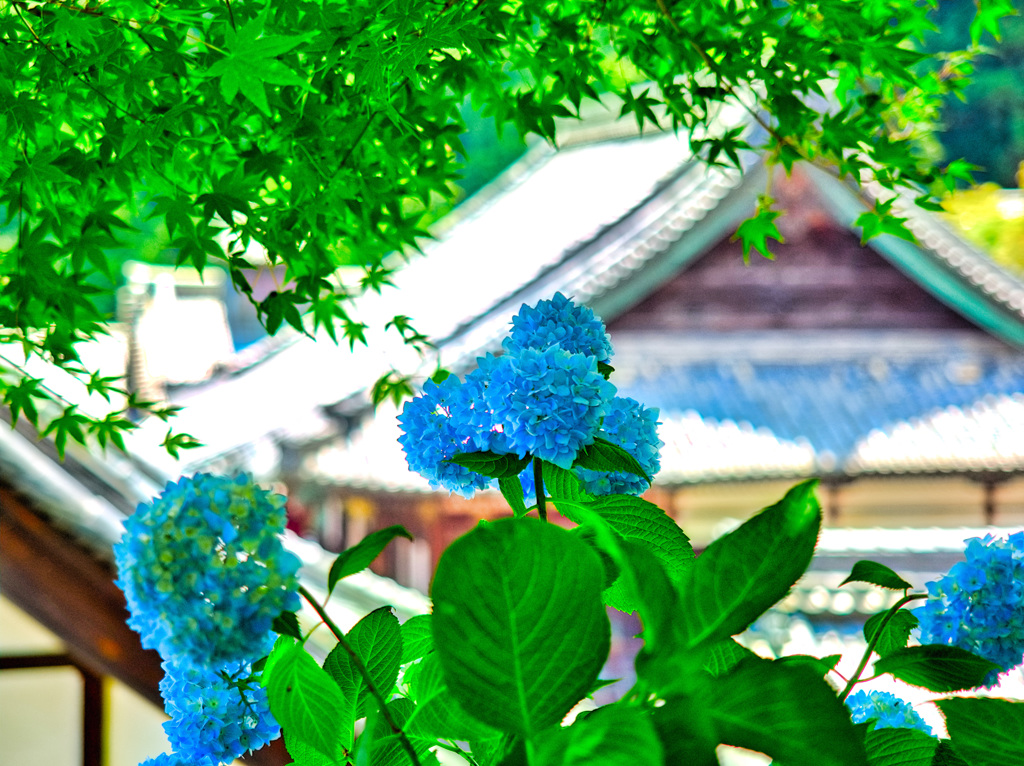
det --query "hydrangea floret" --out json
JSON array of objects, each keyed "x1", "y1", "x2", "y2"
[
  {"x1": 397, "y1": 375, "x2": 494, "y2": 498},
  {"x1": 503, "y1": 291, "x2": 614, "y2": 361},
  {"x1": 576, "y1": 396, "x2": 662, "y2": 495},
  {"x1": 160, "y1": 659, "x2": 280, "y2": 766},
  {"x1": 484, "y1": 346, "x2": 615, "y2": 468},
  {"x1": 114, "y1": 473, "x2": 302, "y2": 667},
  {"x1": 915, "y1": 531, "x2": 1024, "y2": 686},
  {"x1": 845, "y1": 690, "x2": 933, "y2": 736}
]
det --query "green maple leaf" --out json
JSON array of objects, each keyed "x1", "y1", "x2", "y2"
[
  {"x1": 970, "y1": 0, "x2": 1017, "y2": 45},
  {"x1": 42, "y1": 405, "x2": 88, "y2": 460},
  {"x1": 206, "y1": 13, "x2": 316, "y2": 115},
  {"x1": 3, "y1": 377, "x2": 43, "y2": 427},
  {"x1": 733, "y1": 209, "x2": 784, "y2": 262},
  {"x1": 854, "y1": 198, "x2": 917, "y2": 245}
]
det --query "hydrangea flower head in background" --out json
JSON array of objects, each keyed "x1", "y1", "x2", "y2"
[
  {"x1": 576, "y1": 396, "x2": 662, "y2": 495},
  {"x1": 503, "y1": 292, "x2": 614, "y2": 362},
  {"x1": 916, "y1": 532, "x2": 1024, "y2": 686},
  {"x1": 160, "y1": 659, "x2": 280, "y2": 766},
  {"x1": 397, "y1": 374, "x2": 495, "y2": 497},
  {"x1": 114, "y1": 473, "x2": 301, "y2": 668},
  {"x1": 845, "y1": 690, "x2": 933, "y2": 736}
]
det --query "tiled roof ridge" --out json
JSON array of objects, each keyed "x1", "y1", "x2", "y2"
[
  {"x1": 609, "y1": 329, "x2": 1018, "y2": 365},
  {"x1": 826, "y1": 168, "x2": 1024, "y2": 323},
  {"x1": 893, "y1": 188, "x2": 1024, "y2": 320},
  {"x1": 432, "y1": 154, "x2": 758, "y2": 371}
]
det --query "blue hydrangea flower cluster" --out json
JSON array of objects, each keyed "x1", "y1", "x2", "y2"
[
  {"x1": 503, "y1": 292, "x2": 614, "y2": 362},
  {"x1": 160, "y1": 660, "x2": 280, "y2": 765},
  {"x1": 399, "y1": 294, "x2": 661, "y2": 497},
  {"x1": 483, "y1": 346, "x2": 615, "y2": 469},
  {"x1": 577, "y1": 396, "x2": 662, "y2": 495},
  {"x1": 396, "y1": 375, "x2": 497, "y2": 498},
  {"x1": 915, "y1": 532, "x2": 1024, "y2": 686},
  {"x1": 115, "y1": 474, "x2": 296, "y2": 764},
  {"x1": 845, "y1": 690, "x2": 933, "y2": 735},
  {"x1": 115, "y1": 473, "x2": 301, "y2": 667}
]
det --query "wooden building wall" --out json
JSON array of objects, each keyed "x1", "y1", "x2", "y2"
[{"x1": 607, "y1": 168, "x2": 981, "y2": 334}]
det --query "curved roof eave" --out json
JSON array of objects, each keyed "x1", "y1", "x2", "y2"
[{"x1": 804, "y1": 163, "x2": 1024, "y2": 348}]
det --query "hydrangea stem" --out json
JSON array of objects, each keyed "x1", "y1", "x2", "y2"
[
  {"x1": 533, "y1": 458, "x2": 547, "y2": 522},
  {"x1": 298, "y1": 586, "x2": 421, "y2": 766},
  {"x1": 838, "y1": 592, "x2": 927, "y2": 702}
]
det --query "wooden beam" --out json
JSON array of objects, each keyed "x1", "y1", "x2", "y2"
[
  {"x1": 0, "y1": 485, "x2": 164, "y2": 706},
  {"x1": 0, "y1": 485, "x2": 289, "y2": 765}
]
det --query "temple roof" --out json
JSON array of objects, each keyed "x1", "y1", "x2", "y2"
[{"x1": 138, "y1": 116, "x2": 1024, "y2": 486}]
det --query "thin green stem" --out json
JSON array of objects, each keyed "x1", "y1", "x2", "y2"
[
  {"x1": 435, "y1": 740, "x2": 481, "y2": 766},
  {"x1": 838, "y1": 592, "x2": 927, "y2": 702},
  {"x1": 298, "y1": 586, "x2": 421, "y2": 766},
  {"x1": 533, "y1": 458, "x2": 547, "y2": 522}
]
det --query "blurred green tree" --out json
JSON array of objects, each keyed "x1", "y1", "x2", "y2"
[{"x1": 925, "y1": 0, "x2": 1024, "y2": 187}]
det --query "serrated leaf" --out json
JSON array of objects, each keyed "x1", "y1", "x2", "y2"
[
  {"x1": 587, "y1": 522, "x2": 680, "y2": 654},
  {"x1": 864, "y1": 609, "x2": 918, "y2": 658},
  {"x1": 674, "y1": 480, "x2": 821, "y2": 650},
  {"x1": 930, "y1": 739, "x2": 970, "y2": 766},
  {"x1": 841, "y1": 561, "x2": 913, "y2": 591},
  {"x1": 499, "y1": 475, "x2": 528, "y2": 518},
  {"x1": 272, "y1": 611, "x2": 303, "y2": 640},
  {"x1": 264, "y1": 642, "x2": 351, "y2": 758},
  {"x1": 257, "y1": 58, "x2": 316, "y2": 91},
  {"x1": 328, "y1": 525, "x2": 413, "y2": 593},
  {"x1": 573, "y1": 437, "x2": 651, "y2": 481},
  {"x1": 597, "y1": 361, "x2": 615, "y2": 380},
  {"x1": 874, "y1": 645, "x2": 999, "y2": 692},
  {"x1": 370, "y1": 698, "x2": 439, "y2": 766},
  {"x1": 400, "y1": 614, "x2": 433, "y2": 665},
  {"x1": 446, "y1": 450, "x2": 531, "y2": 479},
  {"x1": 239, "y1": 75, "x2": 271, "y2": 115},
  {"x1": 324, "y1": 606, "x2": 403, "y2": 719},
  {"x1": 431, "y1": 517, "x2": 610, "y2": 737},
  {"x1": 544, "y1": 462, "x2": 595, "y2": 507},
  {"x1": 733, "y1": 208, "x2": 784, "y2": 262},
  {"x1": 550, "y1": 489, "x2": 694, "y2": 613},
  {"x1": 536, "y1": 704, "x2": 663, "y2": 765},
  {"x1": 704, "y1": 639, "x2": 757, "y2": 678},
  {"x1": 775, "y1": 653, "x2": 842, "y2": 676},
  {"x1": 937, "y1": 698, "x2": 1024, "y2": 766},
  {"x1": 285, "y1": 731, "x2": 344, "y2": 766},
  {"x1": 864, "y1": 726, "x2": 938, "y2": 766},
  {"x1": 695, "y1": 658, "x2": 868, "y2": 766},
  {"x1": 404, "y1": 653, "x2": 500, "y2": 742}
]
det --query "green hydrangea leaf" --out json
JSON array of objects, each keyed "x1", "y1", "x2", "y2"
[
  {"x1": 324, "y1": 606, "x2": 403, "y2": 718},
  {"x1": 431, "y1": 517, "x2": 610, "y2": 738},
  {"x1": 936, "y1": 698, "x2": 1024, "y2": 766},
  {"x1": 674, "y1": 480, "x2": 821, "y2": 651},
  {"x1": 328, "y1": 526, "x2": 414, "y2": 593},
  {"x1": 864, "y1": 609, "x2": 919, "y2": 658},
  {"x1": 841, "y1": 561, "x2": 914, "y2": 591},
  {"x1": 874, "y1": 645, "x2": 1000, "y2": 692}
]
